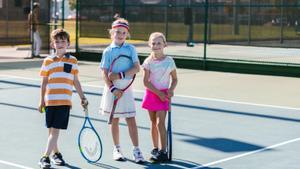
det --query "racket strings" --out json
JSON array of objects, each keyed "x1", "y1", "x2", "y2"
[
  {"x1": 111, "y1": 56, "x2": 133, "y2": 75},
  {"x1": 79, "y1": 128, "x2": 102, "y2": 161},
  {"x1": 84, "y1": 142, "x2": 99, "y2": 157}
]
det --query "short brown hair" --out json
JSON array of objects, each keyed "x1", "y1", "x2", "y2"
[{"x1": 50, "y1": 29, "x2": 70, "y2": 43}]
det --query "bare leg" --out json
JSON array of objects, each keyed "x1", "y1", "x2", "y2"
[
  {"x1": 44, "y1": 128, "x2": 60, "y2": 156},
  {"x1": 111, "y1": 118, "x2": 120, "y2": 146},
  {"x1": 148, "y1": 111, "x2": 158, "y2": 149},
  {"x1": 126, "y1": 117, "x2": 139, "y2": 147},
  {"x1": 156, "y1": 111, "x2": 167, "y2": 151}
]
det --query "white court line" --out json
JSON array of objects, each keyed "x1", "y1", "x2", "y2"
[
  {"x1": 190, "y1": 137, "x2": 300, "y2": 169},
  {"x1": 1, "y1": 74, "x2": 300, "y2": 111},
  {"x1": 0, "y1": 160, "x2": 34, "y2": 169}
]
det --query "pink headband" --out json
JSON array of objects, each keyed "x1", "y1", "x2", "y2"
[{"x1": 112, "y1": 21, "x2": 129, "y2": 30}]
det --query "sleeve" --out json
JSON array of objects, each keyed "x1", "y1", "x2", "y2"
[
  {"x1": 100, "y1": 48, "x2": 111, "y2": 70},
  {"x1": 130, "y1": 45, "x2": 140, "y2": 64},
  {"x1": 169, "y1": 57, "x2": 176, "y2": 71},
  {"x1": 73, "y1": 59, "x2": 79, "y2": 75},
  {"x1": 142, "y1": 57, "x2": 150, "y2": 70},
  {"x1": 39, "y1": 59, "x2": 49, "y2": 77}
]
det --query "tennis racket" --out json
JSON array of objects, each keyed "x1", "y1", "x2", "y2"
[
  {"x1": 167, "y1": 99, "x2": 172, "y2": 161},
  {"x1": 78, "y1": 107, "x2": 103, "y2": 163},
  {"x1": 107, "y1": 55, "x2": 136, "y2": 124}
]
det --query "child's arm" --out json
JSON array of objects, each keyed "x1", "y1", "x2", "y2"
[
  {"x1": 108, "y1": 62, "x2": 140, "y2": 81},
  {"x1": 38, "y1": 77, "x2": 48, "y2": 113},
  {"x1": 102, "y1": 68, "x2": 123, "y2": 99},
  {"x1": 143, "y1": 68, "x2": 167, "y2": 101},
  {"x1": 168, "y1": 69, "x2": 178, "y2": 98},
  {"x1": 73, "y1": 75, "x2": 88, "y2": 108},
  {"x1": 125, "y1": 62, "x2": 140, "y2": 77}
]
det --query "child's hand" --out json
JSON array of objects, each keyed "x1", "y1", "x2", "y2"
[
  {"x1": 38, "y1": 102, "x2": 45, "y2": 113},
  {"x1": 108, "y1": 72, "x2": 119, "y2": 81},
  {"x1": 157, "y1": 91, "x2": 167, "y2": 102},
  {"x1": 113, "y1": 89, "x2": 123, "y2": 99},
  {"x1": 167, "y1": 90, "x2": 174, "y2": 98},
  {"x1": 81, "y1": 97, "x2": 88, "y2": 109}
]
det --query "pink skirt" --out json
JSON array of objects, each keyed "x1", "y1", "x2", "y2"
[{"x1": 142, "y1": 89, "x2": 169, "y2": 111}]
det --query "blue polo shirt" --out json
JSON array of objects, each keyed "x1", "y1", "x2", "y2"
[{"x1": 100, "y1": 42, "x2": 139, "y2": 75}]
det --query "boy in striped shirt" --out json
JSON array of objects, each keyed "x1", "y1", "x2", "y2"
[{"x1": 38, "y1": 29, "x2": 88, "y2": 169}]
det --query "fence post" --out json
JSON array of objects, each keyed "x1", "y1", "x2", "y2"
[
  {"x1": 203, "y1": 0, "x2": 208, "y2": 70},
  {"x1": 233, "y1": 0, "x2": 240, "y2": 35},
  {"x1": 62, "y1": 0, "x2": 65, "y2": 28},
  {"x1": 122, "y1": 0, "x2": 126, "y2": 18},
  {"x1": 247, "y1": 0, "x2": 251, "y2": 45},
  {"x1": 75, "y1": 0, "x2": 79, "y2": 53},
  {"x1": 280, "y1": 0, "x2": 284, "y2": 43},
  {"x1": 165, "y1": 3, "x2": 169, "y2": 40},
  {"x1": 54, "y1": 0, "x2": 58, "y2": 29}
]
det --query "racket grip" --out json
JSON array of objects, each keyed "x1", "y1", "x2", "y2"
[{"x1": 107, "y1": 115, "x2": 113, "y2": 124}]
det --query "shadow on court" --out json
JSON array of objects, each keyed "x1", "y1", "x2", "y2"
[
  {"x1": 90, "y1": 159, "x2": 221, "y2": 169},
  {"x1": 64, "y1": 163, "x2": 82, "y2": 169},
  {"x1": 182, "y1": 137, "x2": 265, "y2": 153},
  {"x1": 143, "y1": 159, "x2": 221, "y2": 169},
  {"x1": 91, "y1": 162, "x2": 119, "y2": 169},
  {"x1": 0, "y1": 60, "x2": 43, "y2": 70},
  {"x1": 1, "y1": 78, "x2": 299, "y2": 125}
]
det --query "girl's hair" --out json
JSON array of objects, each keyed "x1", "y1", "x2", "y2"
[
  {"x1": 148, "y1": 32, "x2": 167, "y2": 59},
  {"x1": 108, "y1": 17, "x2": 130, "y2": 38},
  {"x1": 51, "y1": 28, "x2": 70, "y2": 43},
  {"x1": 148, "y1": 32, "x2": 167, "y2": 46}
]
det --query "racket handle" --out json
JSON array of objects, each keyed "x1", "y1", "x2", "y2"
[
  {"x1": 108, "y1": 97, "x2": 118, "y2": 125},
  {"x1": 107, "y1": 114, "x2": 113, "y2": 124},
  {"x1": 84, "y1": 107, "x2": 88, "y2": 116}
]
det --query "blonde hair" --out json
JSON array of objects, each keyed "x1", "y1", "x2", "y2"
[
  {"x1": 148, "y1": 32, "x2": 167, "y2": 46},
  {"x1": 147, "y1": 32, "x2": 167, "y2": 59}
]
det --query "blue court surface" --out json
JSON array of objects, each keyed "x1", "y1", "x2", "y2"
[{"x1": 0, "y1": 72, "x2": 300, "y2": 169}]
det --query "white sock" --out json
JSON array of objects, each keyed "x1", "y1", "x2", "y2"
[{"x1": 133, "y1": 146, "x2": 139, "y2": 151}]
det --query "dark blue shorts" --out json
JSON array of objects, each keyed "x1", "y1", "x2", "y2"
[{"x1": 45, "y1": 106, "x2": 70, "y2": 129}]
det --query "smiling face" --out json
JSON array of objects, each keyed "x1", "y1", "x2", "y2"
[
  {"x1": 111, "y1": 27, "x2": 128, "y2": 45},
  {"x1": 52, "y1": 37, "x2": 69, "y2": 56},
  {"x1": 149, "y1": 36, "x2": 166, "y2": 55}
]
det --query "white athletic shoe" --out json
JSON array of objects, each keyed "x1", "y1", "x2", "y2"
[
  {"x1": 113, "y1": 147, "x2": 126, "y2": 161},
  {"x1": 133, "y1": 147, "x2": 145, "y2": 164}
]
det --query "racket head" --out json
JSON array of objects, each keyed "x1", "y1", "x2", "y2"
[
  {"x1": 110, "y1": 55, "x2": 136, "y2": 90},
  {"x1": 78, "y1": 118, "x2": 103, "y2": 163},
  {"x1": 110, "y1": 55, "x2": 134, "y2": 74}
]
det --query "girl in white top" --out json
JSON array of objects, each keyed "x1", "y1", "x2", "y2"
[{"x1": 141, "y1": 32, "x2": 178, "y2": 162}]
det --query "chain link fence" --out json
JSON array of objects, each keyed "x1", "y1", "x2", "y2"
[{"x1": 79, "y1": 0, "x2": 300, "y2": 47}]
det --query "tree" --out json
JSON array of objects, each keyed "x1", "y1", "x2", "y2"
[{"x1": 69, "y1": 0, "x2": 76, "y2": 10}]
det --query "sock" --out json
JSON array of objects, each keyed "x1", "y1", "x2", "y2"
[
  {"x1": 133, "y1": 146, "x2": 139, "y2": 151},
  {"x1": 42, "y1": 154, "x2": 49, "y2": 158}
]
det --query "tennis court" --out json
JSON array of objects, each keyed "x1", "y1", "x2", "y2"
[{"x1": 0, "y1": 55, "x2": 299, "y2": 169}]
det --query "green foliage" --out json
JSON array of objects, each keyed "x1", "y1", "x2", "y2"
[{"x1": 69, "y1": 0, "x2": 76, "y2": 10}]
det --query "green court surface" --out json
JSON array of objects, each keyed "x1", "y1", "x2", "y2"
[{"x1": 0, "y1": 59, "x2": 299, "y2": 169}]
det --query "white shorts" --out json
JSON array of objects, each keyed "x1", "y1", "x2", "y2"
[{"x1": 99, "y1": 79, "x2": 136, "y2": 118}]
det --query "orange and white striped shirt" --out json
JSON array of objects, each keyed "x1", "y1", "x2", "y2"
[{"x1": 40, "y1": 54, "x2": 78, "y2": 106}]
